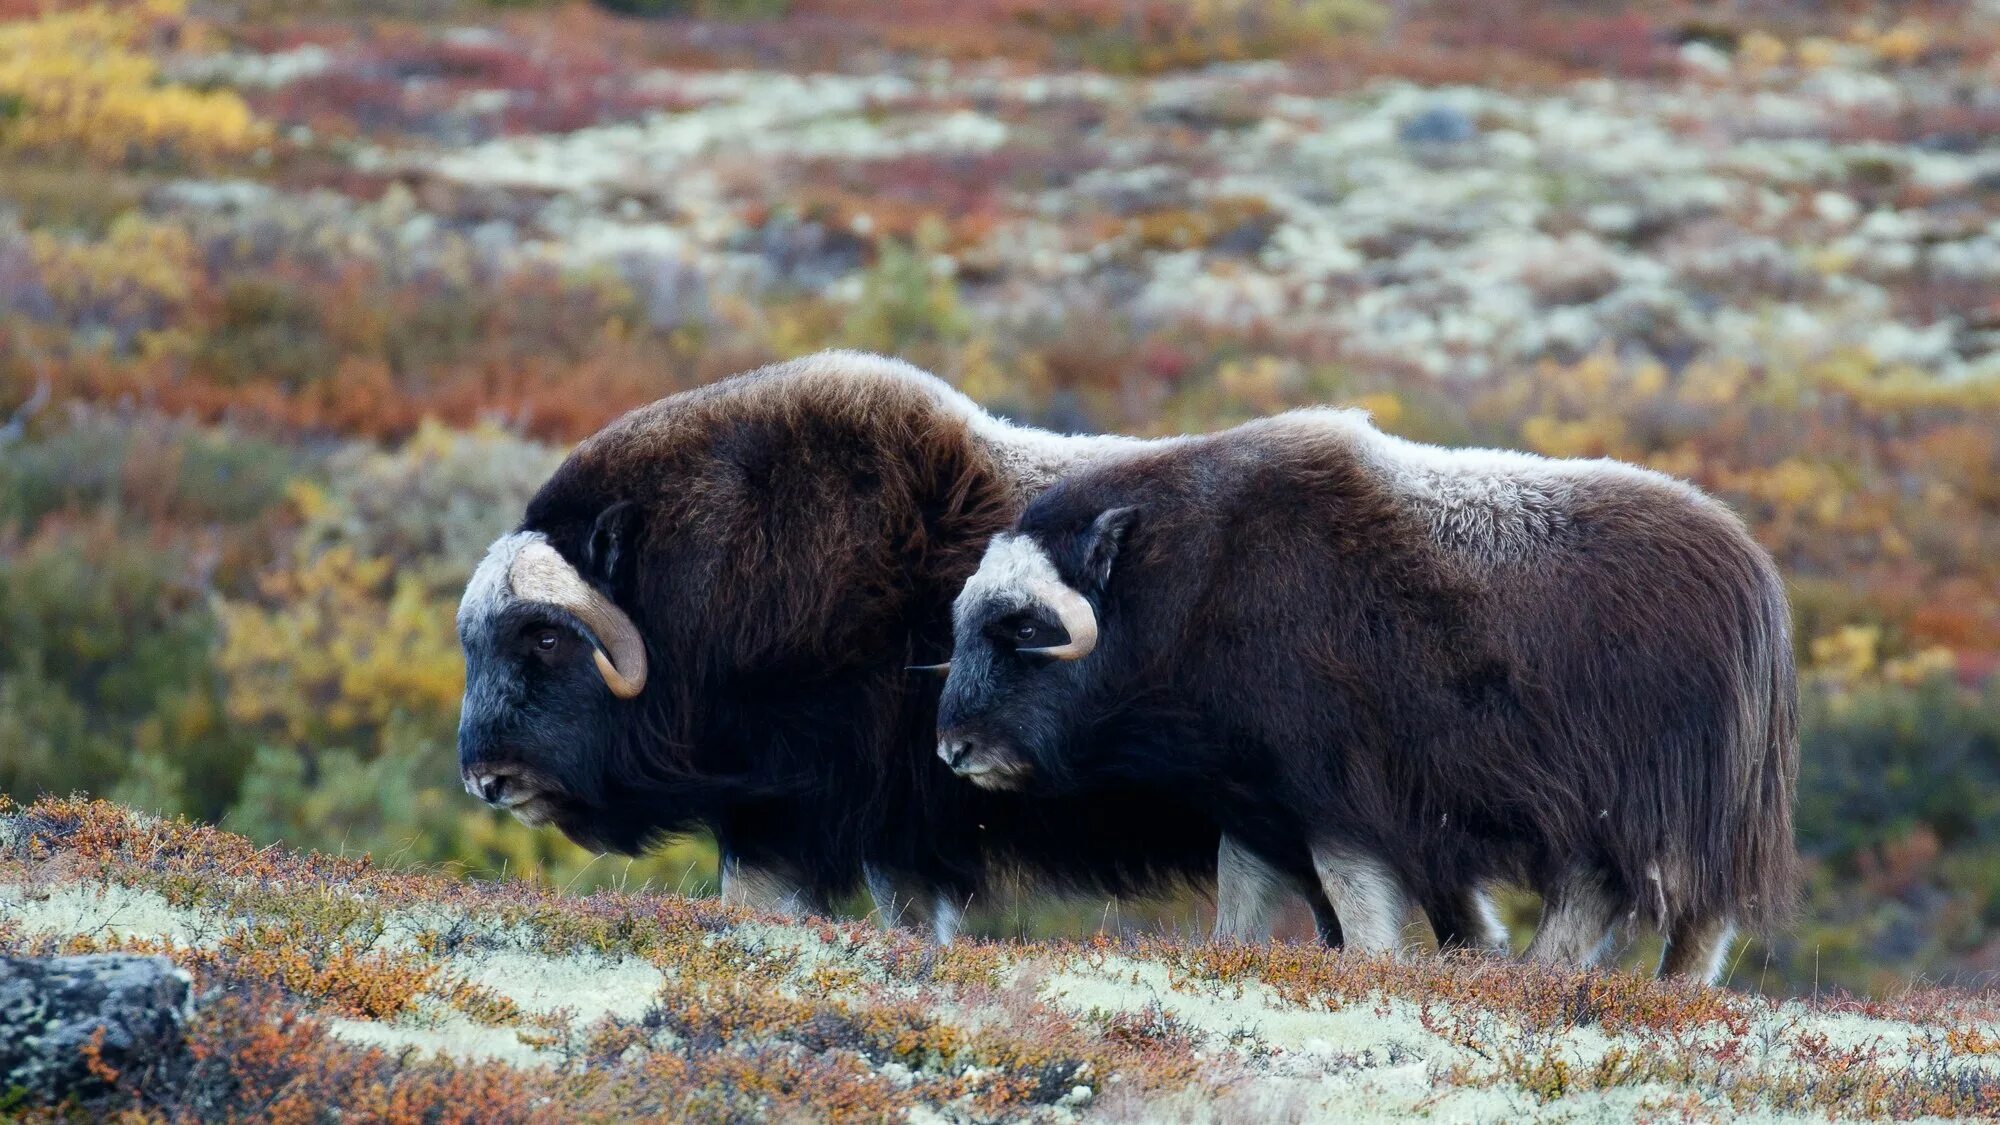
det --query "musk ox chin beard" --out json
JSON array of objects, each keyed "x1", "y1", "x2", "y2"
[
  {"x1": 474, "y1": 756, "x2": 827, "y2": 857},
  {"x1": 462, "y1": 768, "x2": 621, "y2": 847},
  {"x1": 540, "y1": 784, "x2": 696, "y2": 852},
  {"x1": 503, "y1": 795, "x2": 561, "y2": 828},
  {"x1": 541, "y1": 799, "x2": 651, "y2": 856},
  {"x1": 957, "y1": 762, "x2": 1036, "y2": 791}
]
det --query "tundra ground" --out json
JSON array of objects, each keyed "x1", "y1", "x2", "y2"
[{"x1": 3, "y1": 798, "x2": 1997, "y2": 1122}]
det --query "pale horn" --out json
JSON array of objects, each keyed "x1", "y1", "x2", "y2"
[
  {"x1": 508, "y1": 540, "x2": 648, "y2": 699},
  {"x1": 1019, "y1": 583, "x2": 1098, "y2": 660}
]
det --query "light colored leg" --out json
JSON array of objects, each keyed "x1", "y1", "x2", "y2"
[
  {"x1": 720, "y1": 852, "x2": 817, "y2": 918},
  {"x1": 1658, "y1": 917, "x2": 1735, "y2": 985},
  {"x1": 1524, "y1": 867, "x2": 1620, "y2": 968},
  {"x1": 864, "y1": 864, "x2": 964, "y2": 943},
  {"x1": 1214, "y1": 835, "x2": 1289, "y2": 941},
  {"x1": 864, "y1": 864, "x2": 904, "y2": 928},
  {"x1": 928, "y1": 894, "x2": 965, "y2": 945},
  {"x1": 1430, "y1": 885, "x2": 1510, "y2": 954},
  {"x1": 1310, "y1": 842, "x2": 1411, "y2": 956}
]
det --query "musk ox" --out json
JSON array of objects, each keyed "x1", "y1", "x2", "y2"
[
  {"x1": 456, "y1": 351, "x2": 1371, "y2": 941},
  {"x1": 935, "y1": 408, "x2": 1800, "y2": 981}
]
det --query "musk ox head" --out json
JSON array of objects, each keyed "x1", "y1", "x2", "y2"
[
  {"x1": 456, "y1": 502, "x2": 652, "y2": 843},
  {"x1": 936, "y1": 506, "x2": 1137, "y2": 789},
  {"x1": 451, "y1": 355, "x2": 1026, "y2": 867}
]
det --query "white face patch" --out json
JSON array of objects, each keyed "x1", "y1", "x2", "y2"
[
  {"x1": 954, "y1": 531, "x2": 1102, "y2": 660},
  {"x1": 458, "y1": 526, "x2": 647, "y2": 700},
  {"x1": 458, "y1": 530, "x2": 548, "y2": 762},
  {"x1": 953, "y1": 533, "x2": 1071, "y2": 632},
  {"x1": 459, "y1": 529, "x2": 545, "y2": 636}
]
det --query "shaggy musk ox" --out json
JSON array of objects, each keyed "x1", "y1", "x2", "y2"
[
  {"x1": 937, "y1": 409, "x2": 1800, "y2": 981},
  {"x1": 455, "y1": 351, "x2": 1358, "y2": 940}
]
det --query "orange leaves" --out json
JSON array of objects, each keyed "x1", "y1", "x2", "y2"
[
  {"x1": 1128, "y1": 197, "x2": 1276, "y2": 253},
  {"x1": 207, "y1": 928, "x2": 435, "y2": 1020},
  {"x1": 177, "y1": 992, "x2": 554, "y2": 1125}
]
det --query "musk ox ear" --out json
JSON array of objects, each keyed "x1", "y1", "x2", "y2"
[
  {"x1": 584, "y1": 501, "x2": 641, "y2": 590},
  {"x1": 1080, "y1": 506, "x2": 1139, "y2": 591}
]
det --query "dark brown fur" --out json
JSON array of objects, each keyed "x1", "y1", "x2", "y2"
[
  {"x1": 488, "y1": 355, "x2": 1251, "y2": 911},
  {"x1": 947, "y1": 411, "x2": 1800, "y2": 936}
]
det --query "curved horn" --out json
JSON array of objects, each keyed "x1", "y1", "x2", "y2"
[
  {"x1": 1020, "y1": 583, "x2": 1098, "y2": 661},
  {"x1": 508, "y1": 540, "x2": 648, "y2": 699}
]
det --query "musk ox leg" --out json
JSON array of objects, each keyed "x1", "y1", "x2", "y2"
[
  {"x1": 863, "y1": 865, "x2": 911, "y2": 930},
  {"x1": 719, "y1": 853, "x2": 821, "y2": 919},
  {"x1": 1213, "y1": 835, "x2": 1286, "y2": 941},
  {"x1": 1658, "y1": 917, "x2": 1736, "y2": 985},
  {"x1": 1428, "y1": 886, "x2": 1510, "y2": 955},
  {"x1": 1215, "y1": 836, "x2": 1345, "y2": 946},
  {"x1": 863, "y1": 865, "x2": 966, "y2": 944},
  {"x1": 1309, "y1": 843, "x2": 1411, "y2": 956},
  {"x1": 925, "y1": 895, "x2": 966, "y2": 945},
  {"x1": 1524, "y1": 867, "x2": 1620, "y2": 969}
]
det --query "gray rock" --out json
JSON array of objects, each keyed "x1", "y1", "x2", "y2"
[
  {"x1": 0, "y1": 954, "x2": 195, "y2": 1106},
  {"x1": 1399, "y1": 104, "x2": 1478, "y2": 146}
]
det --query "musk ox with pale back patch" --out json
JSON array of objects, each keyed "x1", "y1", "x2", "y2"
[
  {"x1": 936, "y1": 408, "x2": 1799, "y2": 980},
  {"x1": 455, "y1": 351, "x2": 1391, "y2": 942}
]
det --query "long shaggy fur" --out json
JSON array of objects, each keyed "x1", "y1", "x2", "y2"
[
  {"x1": 500, "y1": 352, "x2": 1240, "y2": 908},
  {"x1": 991, "y1": 408, "x2": 1800, "y2": 934}
]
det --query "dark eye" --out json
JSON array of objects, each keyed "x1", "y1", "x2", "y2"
[
  {"x1": 1014, "y1": 623, "x2": 1038, "y2": 643},
  {"x1": 534, "y1": 629, "x2": 560, "y2": 653}
]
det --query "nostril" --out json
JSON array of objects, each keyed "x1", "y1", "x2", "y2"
[
  {"x1": 464, "y1": 772, "x2": 509, "y2": 804},
  {"x1": 938, "y1": 737, "x2": 977, "y2": 769}
]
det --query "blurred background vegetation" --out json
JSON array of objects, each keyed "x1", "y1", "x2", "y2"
[{"x1": 2, "y1": 0, "x2": 1998, "y2": 999}]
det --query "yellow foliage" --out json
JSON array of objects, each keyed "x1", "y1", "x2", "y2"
[
  {"x1": 1810, "y1": 627, "x2": 1958, "y2": 692},
  {"x1": 1878, "y1": 522, "x2": 1913, "y2": 559},
  {"x1": 217, "y1": 546, "x2": 464, "y2": 748},
  {"x1": 1342, "y1": 391, "x2": 1403, "y2": 429},
  {"x1": 948, "y1": 333, "x2": 1015, "y2": 409},
  {"x1": 1795, "y1": 37, "x2": 1841, "y2": 70},
  {"x1": 1882, "y1": 647, "x2": 1958, "y2": 688},
  {"x1": 1756, "y1": 459, "x2": 1835, "y2": 510},
  {"x1": 1187, "y1": 0, "x2": 1384, "y2": 38},
  {"x1": 1676, "y1": 359, "x2": 1748, "y2": 408},
  {"x1": 1810, "y1": 625, "x2": 1880, "y2": 685},
  {"x1": 1813, "y1": 362, "x2": 2000, "y2": 411},
  {"x1": 285, "y1": 479, "x2": 336, "y2": 525},
  {"x1": 1562, "y1": 349, "x2": 1618, "y2": 402},
  {"x1": 0, "y1": 0, "x2": 265, "y2": 164},
  {"x1": 1808, "y1": 244, "x2": 1858, "y2": 276},
  {"x1": 1214, "y1": 355, "x2": 1300, "y2": 416},
  {"x1": 31, "y1": 213, "x2": 196, "y2": 319},
  {"x1": 1520, "y1": 414, "x2": 1625, "y2": 459},
  {"x1": 1129, "y1": 197, "x2": 1273, "y2": 252},
  {"x1": 1627, "y1": 360, "x2": 1667, "y2": 398},
  {"x1": 1871, "y1": 22, "x2": 1930, "y2": 67},
  {"x1": 1644, "y1": 445, "x2": 1703, "y2": 482},
  {"x1": 1737, "y1": 31, "x2": 1788, "y2": 71}
]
